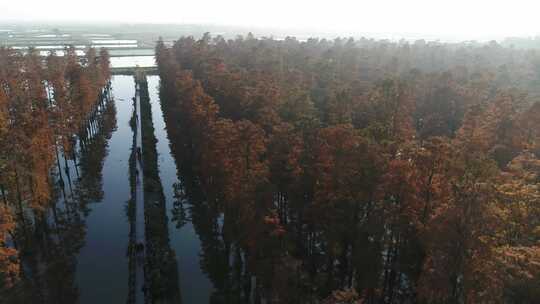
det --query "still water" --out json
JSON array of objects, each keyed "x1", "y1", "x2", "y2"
[
  {"x1": 75, "y1": 75, "x2": 132, "y2": 303},
  {"x1": 75, "y1": 75, "x2": 211, "y2": 303},
  {"x1": 110, "y1": 56, "x2": 156, "y2": 68},
  {"x1": 7, "y1": 72, "x2": 214, "y2": 304},
  {"x1": 147, "y1": 76, "x2": 213, "y2": 304}
]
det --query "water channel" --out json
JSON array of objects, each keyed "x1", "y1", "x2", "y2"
[{"x1": 7, "y1": 58, "x2": 217, "y2": 303}]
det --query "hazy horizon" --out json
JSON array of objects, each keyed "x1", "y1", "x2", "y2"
[{"x1": 2, "y1": 0, "x2": 540, "y2": 41}]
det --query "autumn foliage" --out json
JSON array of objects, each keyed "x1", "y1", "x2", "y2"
[
  {"x1": 0, "y1": 47, "x2": 110, "y2": 290},
  {"x1": 155, "y1": 34, "x2": 540, "y2": 303}
]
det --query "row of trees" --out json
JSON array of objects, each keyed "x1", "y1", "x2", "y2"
[
  {"x1": 137, "y1": 76, "x2": 181, "y2": 302},
  {"x1": 0, "y1": 47, "x2": 111, "y2": 289},
  {"x1": 157, "y1": 34, "x2": 540, "y2": 303}
]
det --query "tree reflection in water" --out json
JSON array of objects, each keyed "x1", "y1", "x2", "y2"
[
  {"x1": 4, "y1": 92, "x2": 117, "y2": 304},
  {"x1": 138, "y1": 76, "x2": 181, "y2": 303},
  {"x1": 160, "y1": 85, "x2": 269, "y2": 304}
]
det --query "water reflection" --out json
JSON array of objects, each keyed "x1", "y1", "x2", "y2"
[
  {"x1": 150, "y1": 76, "x2": 214, "y2": 304},
  {"x1": 4, "y1": 73, "x2": 259, "y2": 304},
  {"x1": 4, "y1": 85, "x2": 117, "y2": 304},
  {"x1": 110, "y1": 56, "x2": 156, "y2": 68},
  {"x1": 158, "y1": 80, "x2": 257, "y2": 304},
  {"x1": 76, "y1": 94, "x2": 117, "y2": 208},
  {"x1": 169, "y1": 166, "x2": 266, "y2": 304},
  {"x1": 138, "y1": 76, "x2": 181, "y2": 303},
  {"x1": 75, "y1": 76, "x2": 132, "y2": 304}
]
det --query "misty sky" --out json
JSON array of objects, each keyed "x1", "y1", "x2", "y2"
[{"x1": 2, "y1": 0, "x2": 539, "y2": 39}]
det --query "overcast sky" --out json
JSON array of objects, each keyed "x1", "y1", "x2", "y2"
[{"x1": 2, "y1": 0, "x2": 539, "y2": 40}]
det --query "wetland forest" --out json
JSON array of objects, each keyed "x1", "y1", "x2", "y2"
[{"x1": 1, "y1": 22, "x2": 540, "y2": 304}]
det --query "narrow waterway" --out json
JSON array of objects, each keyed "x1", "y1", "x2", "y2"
[
  {"x1": 8, "y1": 71, "x2": 218, "y2": 304},
  {"x1": 76, "y1": 75, "x2": 133, "y2": 304},
  {"x1": 77, "y1": 74, "x2": 213, "y2": 304},
  {"x1": 74, "y1": 74, "x2": 214, "y2": 304},
  {"x1": 147, "y1": 76, "x2": 214, "y2": 304}
]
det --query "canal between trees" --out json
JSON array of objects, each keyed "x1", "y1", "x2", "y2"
[
  {"x1": 9, "y1": 64, "x2": 216, "y2": 303},
  {"x1": 74, "y1": 74, "x2": 214, "y2": 304}
]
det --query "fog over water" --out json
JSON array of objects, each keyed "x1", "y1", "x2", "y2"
[{"x1": 2, "y1": 0, "x2": 540, "y2": 40}]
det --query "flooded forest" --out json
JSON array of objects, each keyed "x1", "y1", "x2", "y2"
[{"x1": 1, "y1": 33, "x2": 540, "y2": 304}]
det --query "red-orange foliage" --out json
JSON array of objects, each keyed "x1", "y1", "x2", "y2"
[
  {"x1": 0, "y1": 47, "x2": 110, "y2": 288},
  {"x1": 157, "y1": 34, "x2": 540, "y2": 303}
]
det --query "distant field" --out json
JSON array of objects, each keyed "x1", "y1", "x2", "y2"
[{"x1": 0, "y1": 26, "x2": 156, "y2": 57}]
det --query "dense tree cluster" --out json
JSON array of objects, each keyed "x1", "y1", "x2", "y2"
[
  {"x1": 157, "y1": 34, "x2": 540, "y2": 303},
  {"x1": 0, "y1": 47, "x2": 110, "y2": 289}
]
